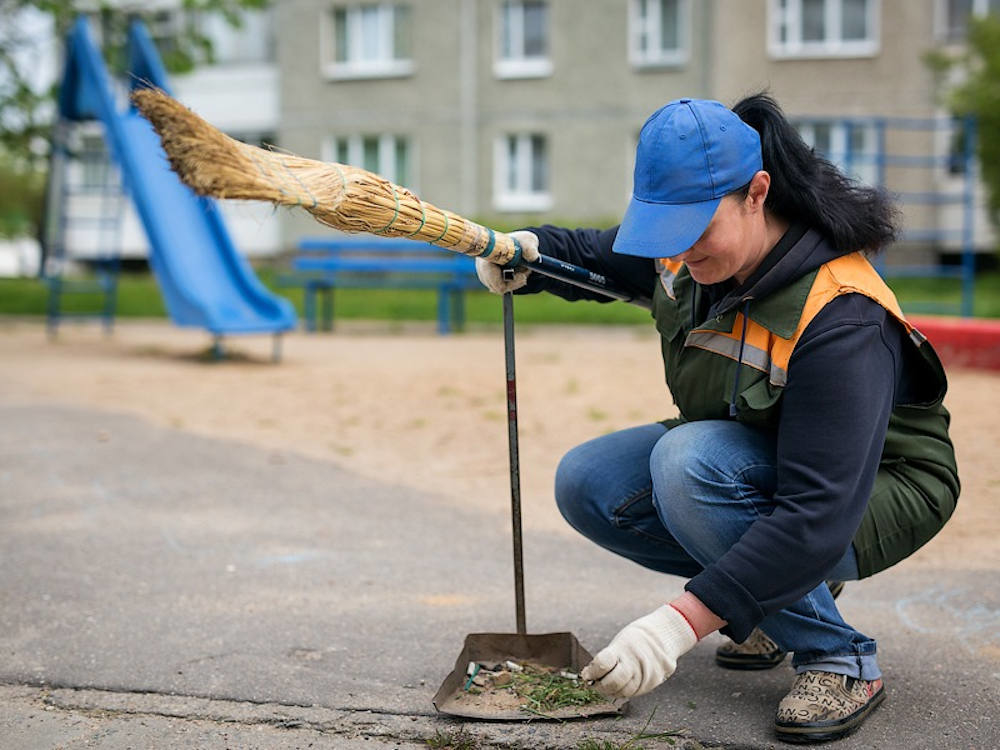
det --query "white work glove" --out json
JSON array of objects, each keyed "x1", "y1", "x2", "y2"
[
  {"x1": 474, "y1": 230, "x2": 540, "y2": 294},
  {"x1": 581, "y1": 605, "x2": 698, "y2": 700}
]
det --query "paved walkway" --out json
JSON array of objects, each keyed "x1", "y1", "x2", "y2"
[{"x1": 2, "y1": 404, "x2": 998, "y2": 749}]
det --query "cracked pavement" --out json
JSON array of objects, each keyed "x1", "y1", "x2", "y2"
[{"x1": 2, "y1": 404, "x2": 998, "y2": 749}]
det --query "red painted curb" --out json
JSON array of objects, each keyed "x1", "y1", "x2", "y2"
[{"x1": 909, "y1": 315, "x2": 1000, "y2": 372}]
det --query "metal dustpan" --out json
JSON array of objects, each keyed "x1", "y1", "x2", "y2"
[
  {"x1": 433, "y1": 290, "x2": 627, "y2": 720},
  {"x1": 432, "y1": 631, "x2": 626, "y2": 720}
]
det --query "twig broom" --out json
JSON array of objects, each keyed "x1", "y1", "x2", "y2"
[
  {"x1": 132, "y1": 88, "x2": 650, "y2": 306},
  {"x1": 131, "y1": 88, "x2": 524, "y2": 267}
]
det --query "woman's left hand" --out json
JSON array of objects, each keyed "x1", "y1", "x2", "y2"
[
  {"x1": 581, "y1": 605, "x2": 698, "y2": 699},
  {"x1": 474, "y1": 230, "x2": 540, "y2": 294}
]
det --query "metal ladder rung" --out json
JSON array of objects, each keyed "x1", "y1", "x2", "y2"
[{"x1": 46, "y1": 120, "x2": 124, "y2": 335}]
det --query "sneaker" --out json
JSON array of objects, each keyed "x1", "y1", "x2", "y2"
[
  {"x1": 715, "y1": 626, "x2": 786, "y2": 670},
  {"x1": 715, "y1": 581, "x2": 845, "y2": 670},
  {"x1": 774, "y1": 670, "x2": 886, "y2": 743}
]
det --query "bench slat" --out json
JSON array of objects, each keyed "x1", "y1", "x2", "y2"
[
  {"x1": 298, "y1": 237, "x2": 440, "y2": 252},
  {"x1": 293, "y1": 258, "x2": 475, "y2": 274}
]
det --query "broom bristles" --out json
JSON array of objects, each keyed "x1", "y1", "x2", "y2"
[{"x1": 131, "y1": 88, "x2": 519, "y2": 265}]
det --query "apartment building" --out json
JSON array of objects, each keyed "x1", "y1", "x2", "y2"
[{"x1": 275, "y1": 0, "x2": 996, "y2": 256}]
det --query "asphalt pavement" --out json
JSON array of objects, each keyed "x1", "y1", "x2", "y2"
[{"x1": 2, "y1": 404, "x2": 998, "y2": 749}]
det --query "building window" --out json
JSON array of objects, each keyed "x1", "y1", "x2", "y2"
[
  {"x1": 145, "y1": 9, "x2": 185, "y2": 62},
  {"x1": 78, "y1": 134, "x2": 111, "y2": 194},
  {"x1": 321, "y1": 4, "x2": 413, "y2": 80},
  {"x1": 944, "y1": 116, "x2": 977, "y2": 175},
  {"x1": 796, "y1": 120, "x2": 879, "y2": 185},
  {"x1": 940, "y1": 0, "x2": 1000, "y2": 41},
  {"x1": 494, "y1": 133, "x2": 551, "y2": 212},
  {"x1": 495, "y1": 1, "x2": 552, "y2": 79},
  {"x1": 100, "y1": 7, "x2": 275, "y2": 66},
  {"x1": 629, "y1": 0, "x2": 689, "y2": 68},
  {"x1": 769, "y1": 0, "x2": 880, "y2": 58},
  {"x1": 324, "y1": 134, "x2": 414, "y2": 189},
  {"x1": 195, "y1": 7, "x2": 276, "y2": 64}
]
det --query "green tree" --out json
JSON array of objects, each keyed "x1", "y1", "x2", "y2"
[
  {"x1": 925, "y1": 15, "x2": 1000, "y2": 233},
  {"x1": 0, "y1": 150, "x2": 43, "y2": 238},
  {"x1": 0, "y1": 0, "x2": 269, "y2": 239}
]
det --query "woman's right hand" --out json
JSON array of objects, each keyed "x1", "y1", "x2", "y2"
[{"x1": 474, "y1": 230, "x2": 540, "y2": 295}]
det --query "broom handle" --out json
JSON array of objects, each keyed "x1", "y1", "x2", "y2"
[{"x1": 521, "y1": 253, "x2": 653, "y2": 310}]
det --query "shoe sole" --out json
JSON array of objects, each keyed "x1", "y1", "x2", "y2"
[
  {"x1": 774, "y1": 685, "x2": 886, "y2": 744},
  {"x1": 714, "y1": 650, "x2": 787, "y2": 670}
]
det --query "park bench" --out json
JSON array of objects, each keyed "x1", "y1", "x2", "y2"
[{"x1": 278, "y1": 237, "x2": 481, "y2": 334}]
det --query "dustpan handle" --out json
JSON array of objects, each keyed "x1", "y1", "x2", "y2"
[{"x1": 502, "y1": 289, "x2": 527, "y2": 635}]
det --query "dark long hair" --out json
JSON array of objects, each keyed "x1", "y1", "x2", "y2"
[{"x1": 731, "y1": 93, "x2": 899, "y2": 255}]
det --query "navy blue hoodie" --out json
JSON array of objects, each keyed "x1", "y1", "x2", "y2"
[{"x1": 520, "y1": 223, "x2": 925, "y2": 639}]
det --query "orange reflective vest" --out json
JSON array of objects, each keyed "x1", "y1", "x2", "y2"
[{"x1": 652, "y1": 251, "x2": 959, "y2": 577}]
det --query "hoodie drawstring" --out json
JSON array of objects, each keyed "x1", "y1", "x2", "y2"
[{"x1": 729, "y1": 299, "x2": 751, "y2": 418}]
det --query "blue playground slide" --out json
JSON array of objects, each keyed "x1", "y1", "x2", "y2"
[{"x1": 57, "y1": 16, "x2": 296, "y2": 337}]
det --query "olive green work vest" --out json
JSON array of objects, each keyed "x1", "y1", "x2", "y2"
[{"x1": 652, "y1": 252, "x2": 960, "y2": 578}]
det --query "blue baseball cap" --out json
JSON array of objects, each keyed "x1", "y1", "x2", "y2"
[{"x1": 612, "y1": 98, "x2": 762, "y2": 259}]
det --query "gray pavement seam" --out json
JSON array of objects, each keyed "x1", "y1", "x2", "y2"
[
  {"x1": 32, "y1": 685, "x2": 440, "y2": 747},
  {"x1": 5, "y1": 684, "x2": 734, "y2": 750}
]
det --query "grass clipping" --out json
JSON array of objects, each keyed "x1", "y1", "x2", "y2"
[
  {"x1": 130, "y1": 87, "x2": 520, "y2": 266},
  {"x1": 457, "y1": 660, "x2": 614, "y2": 718}
]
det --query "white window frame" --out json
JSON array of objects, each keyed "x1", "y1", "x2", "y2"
[
  {"x1": 196, "y1": 6, "x2": 275, "y2": 65},
  {"x1": 323, "y1": 133, "x2": 416, "y2": 190},
  {"x1": 628, "y1": 0, "x2": 690, "y2": 69},
  {"x1": 320, "y1": 3, "x2": 414, "y2": 81},
  {"x1": 493, "y1": 134, "x2": 553, "y2": 212},
  {"x1": 494, "y1": 1, "x2": 553, "y2": 79},
  {"x1": 768, "y1": 0, "x2": 880, "y2": 59},
  {"x1": 76, "y1": 133, "x2": 111, "y2": 194},
  {"x1": 796, "y1": 119, "x2": 879, "y2": 185},
  {"x1": 626, "y1": 131, "x2": 640, "y2": 203}
]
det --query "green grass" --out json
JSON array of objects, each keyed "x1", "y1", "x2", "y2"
[
  {"x1": 507, "y1": 665, "x2": 608, "y2": 714},
  {"x1": 0, "y1": 274, "x2": 166, "y2": 318},
  {"x1": 2, "y1": 268, "x2": 998, "y2": 324},
  {"x1": 425, "y1": 729, "x2": 480, "y2": 749},
  {"x1": 886, "y1": 272, "x2": 1000, "y2": 318},
  {"x1": 422, "y1": 706, "x2": 689, "y2": 749},
  {"x1": 576, "y1": 736, "x2": 686, "y2": 750},
  {"x1": 424, "y1": 723, "x2": 689, "y2": 750},
  {"x1": 252, "y1": 269, "x2": 652, "y2": 326},
  {"x1": 0, "y1": 270, "x2": 653, "y2": 325},
  {"x1": 574, "y1": 709, "x2": 690, "y2": 750}
]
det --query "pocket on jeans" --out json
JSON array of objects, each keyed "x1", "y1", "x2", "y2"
[{"x1": 613, "y1": 489, "x2": 676, "y2": 543}]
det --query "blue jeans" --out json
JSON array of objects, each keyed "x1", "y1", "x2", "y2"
[{"x1": 555, "y1": 420, "x2": 880, "y2": 680}]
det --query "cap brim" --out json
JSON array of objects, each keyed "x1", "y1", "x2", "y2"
[{"x1": 612, "y1": 195, "x2": 722, "y2": 259}]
